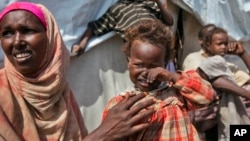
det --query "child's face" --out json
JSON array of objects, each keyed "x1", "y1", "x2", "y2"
[
  {"x1": 207, "y1": 32, "x2": 228, "y2": 56},
  {"x1": 127, "y1": 40, "x2": 166, "y2": 92}
]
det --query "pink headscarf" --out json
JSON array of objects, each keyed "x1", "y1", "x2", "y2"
[{"x1": 0, "y1": 2, "x2": 46, "y2": 29}]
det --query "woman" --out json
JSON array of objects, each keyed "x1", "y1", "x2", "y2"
[{"x1": 0, "y1": 2, "x2": 154, "y2": 140}]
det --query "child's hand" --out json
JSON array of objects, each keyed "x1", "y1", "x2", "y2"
[
  {"x1": 145, "y1": 67, "x2": 172, "y2": 83},
  {"x1": 227, "y1": 41, "x2": 245, "y2": 56},
  {"x1": 71, "y1": 44, "x2": 85, "y2": 56}
]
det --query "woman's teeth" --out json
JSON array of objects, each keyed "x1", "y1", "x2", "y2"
[{"x1": 16, "y1": 53, "x2": 30, "y2": 58}]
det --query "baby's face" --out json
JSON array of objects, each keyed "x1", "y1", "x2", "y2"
[
  {"x1": 127, "y1": 40, "x2": 166, "y2": 92},
  {"x1": 207, "y1": 32, "x2": 228, "y2": 56}
]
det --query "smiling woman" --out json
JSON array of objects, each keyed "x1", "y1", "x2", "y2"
[
  {"x1": 0, "y1": 10, "x2": 47, "y2": 77},
  {"x1": 0, "y1": 2, "x2": 87, "y2": 140}
]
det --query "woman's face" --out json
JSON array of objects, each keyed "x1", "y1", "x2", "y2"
[
  {"x1": 128, "y1": 40, "x2": 166, "y2": 91},
  {"x1": 207, "y1": 32, "x2": 228, "y2": 56},
  {"x1": 0, "y1": 10, "x2": 47, "y2": 77}
]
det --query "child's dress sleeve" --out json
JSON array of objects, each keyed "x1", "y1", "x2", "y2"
[{"x1": 174, "y1": 70, "x2": 215, "y2": 110}]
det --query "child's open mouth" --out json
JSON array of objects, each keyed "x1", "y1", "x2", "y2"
[{"x1": 138, "y1": 79, "x2": 149, "y2": 88}]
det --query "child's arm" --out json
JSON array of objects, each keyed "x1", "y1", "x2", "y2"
[
  {"x1": 145, "y1": 67, "x2": 215, "y2": 110},
  {"x1": 71, "y1": 27, "x2": 93, "y2": 56},
  {"x1": 150, "y1": 0, "x2": 173, "y2": 26}
]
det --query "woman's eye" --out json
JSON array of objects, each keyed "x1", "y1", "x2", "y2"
[{"x1": 1, "y1": 30, "x2": 13, "y2": 37}]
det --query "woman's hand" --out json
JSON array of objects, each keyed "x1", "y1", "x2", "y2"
[{"x1": 83, "y1": 93, "x2": 155, "y2": 141}]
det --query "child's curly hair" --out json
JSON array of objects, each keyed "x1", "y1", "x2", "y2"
[{"x1": 122, "y1": 19, "x2": 174, "y2": 62}]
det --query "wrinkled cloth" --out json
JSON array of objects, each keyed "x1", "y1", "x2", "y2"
[
  {"x1": 102, "y1": 70, "x2": 215, "y2": 141},
  {"x1": 199, "y1": 55, "x2": 250, "y2": 141},
  {"x1": 0, "y1": 2, "x2": 87, "y2": 141}
]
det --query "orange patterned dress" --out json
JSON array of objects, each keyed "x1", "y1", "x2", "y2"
[{"x1": 102, "y1": 70, "x2": 215, "y2": 141}]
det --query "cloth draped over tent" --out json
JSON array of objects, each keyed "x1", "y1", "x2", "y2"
[{"x1": 171, "y1": 0, "x2": 250, "y2": 41}]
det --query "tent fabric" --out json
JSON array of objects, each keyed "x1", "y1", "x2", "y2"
[
  {"x1": 0, "y1": 0, "x2": 118, "y2": 52},
  {"x1": 171, "y1": 0, "x2": 250, "y2": 41}
]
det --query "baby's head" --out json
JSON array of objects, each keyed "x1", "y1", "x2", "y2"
[
  {"x1": 198, "y1": 24, "x2": 216, "y2": 48},
  {"x1": 122, "y1": 19, "x2": 174, "y2": 91},
  {"x1": 203, "y1": 27, "x2": 228, "y2": 56}
]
